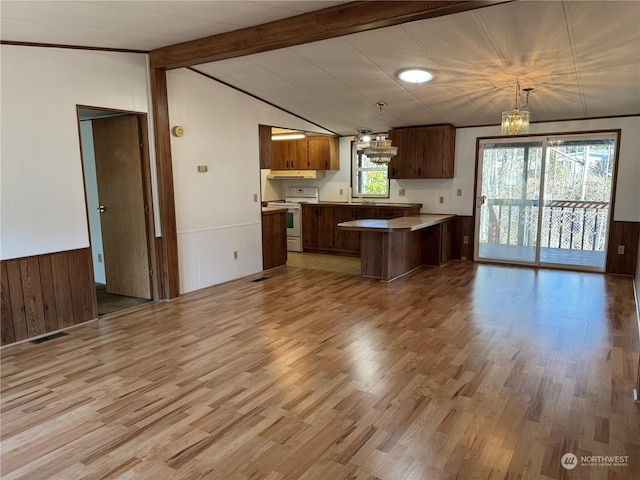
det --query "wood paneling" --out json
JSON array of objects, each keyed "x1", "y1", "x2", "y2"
[
  {"x1": 606, "y1": 220, "x2": 640, "y2": 275},
  {"x1": 150, "y1": 2, "x2": 504, "y2": 69},
  {"x1": 454, "y1": 215, "x2": 475, "y2": 260},
  {"x1": 0, "y1": 263, "x2": 16, "y2": 344},
  {"x1": 0, "y1": 248, "x2": 97, "y2": 345}
]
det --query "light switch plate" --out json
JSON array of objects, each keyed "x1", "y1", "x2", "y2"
[
  {"x1": 457, "y1": 188, "x2": 463, "y2": 197},
  {"x1": 618, "y1": 245, "x2": 625, "y2": 254}
]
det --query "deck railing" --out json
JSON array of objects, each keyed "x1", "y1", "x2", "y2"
[{"x1": 481, "y1": 199, "x2": 609, "y2": 252}]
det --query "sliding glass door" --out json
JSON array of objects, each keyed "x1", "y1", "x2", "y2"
[
  {"x1": 475, "y1": 133, "x2": 616, "y2": 271},
  {"x1": 476, "y1": 140, "x2": 543, "y2": 264}
]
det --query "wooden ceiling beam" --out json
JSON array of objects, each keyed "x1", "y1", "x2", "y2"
[{"x1": 150, "y1": 1, "x2": 509, "y2": 69}]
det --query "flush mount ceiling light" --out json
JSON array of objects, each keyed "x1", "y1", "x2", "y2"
[
  {"x1": 501, "y1": 81, "x2": 534, "y2": 135},
  {"x1": 363, "y1": 103, "x2": 398, "y2": 165},
  {"x1": 397, "y1": 68, "x2": 434, "y2": 84}
]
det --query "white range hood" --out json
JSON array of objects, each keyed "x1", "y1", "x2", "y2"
[{"x1": 266, "y1": 170, "x2": 326, "y2": 179}]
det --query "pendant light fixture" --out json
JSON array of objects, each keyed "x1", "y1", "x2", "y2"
[
  {"x1": 501, "y1": 81, "x2": 534, "y2": 135},
  {"x1": 364, "y1": 102, "x2": 398, "y2": 164}
]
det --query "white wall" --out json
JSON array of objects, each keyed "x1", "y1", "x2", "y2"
[
  {"x1": 279, "y1": 116, "x2": 640, "y2": 221},
  {"x1": 79, "y1": 121, "x2": 106, "y2": 284},
  {"x1": 166, "y1": 68, "x2": 332, "y2": 293},
  {"x1": 0, "y1": 45, "x2": 152, "y2": 260}
]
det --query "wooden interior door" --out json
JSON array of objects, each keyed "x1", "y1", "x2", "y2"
[{"x1": 92, "y1": 115, "x2": 151, "y2": 299}]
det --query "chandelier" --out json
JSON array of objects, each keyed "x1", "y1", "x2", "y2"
[
  {"x1": 501, "y1": 81, "x2": 534, "y2": 135},
  {"x1": 364, "y1": 102, "x2": 398, "y2": 164}
]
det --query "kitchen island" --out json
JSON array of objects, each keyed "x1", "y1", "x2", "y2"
[{"x1": 337, "y1": 214, "x2": 456, "y2": 281}]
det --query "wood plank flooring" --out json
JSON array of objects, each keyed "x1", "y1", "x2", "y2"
[{"x1": 1, "y1": 261, "x2": 639, "y2": 479}]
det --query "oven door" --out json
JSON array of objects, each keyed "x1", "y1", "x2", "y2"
[{"x1": 286, "y1": 205, "x2": 301, "y2": 237}]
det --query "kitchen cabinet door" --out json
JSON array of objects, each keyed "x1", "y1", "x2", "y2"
[
  {"x1": 334, "y1": 207, "x2": 362, "y2": 253},
  {"x1": 302, "y1": 206, "x2": 334, "y2": 250},
  {"x1": 307, "y1": 136, "x2": 339, "y2": 170},
  {"x1": 272, "y1": 140, "x2": 290, "y2": 169},
  {"x1": 389, "y1": 125, "x2": 455, "y2": 179},
  {"x1": 290, "y1": 139, "x2": 309, "y2": 169},
  {"x1": 415, "y1": 125, "x2": 455, "y2": 178},
  {"x1": 388, "y1": 129, "x2": 417, "y2": 179}
]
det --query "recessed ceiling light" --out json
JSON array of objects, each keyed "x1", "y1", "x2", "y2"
[{"x1": 397, "y1": 68, "x2": 434, "y2": 84}]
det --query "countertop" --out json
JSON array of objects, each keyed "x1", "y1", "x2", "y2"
[
  {"x1": 261, "y1": 207, "x2": 288, "y2": 215},
  {"x1": 313, "y1": 201, "x2": 422, "y2": 208},
  {"x1": 337, "y1": 214, "x2": 456, "y2": 232}
]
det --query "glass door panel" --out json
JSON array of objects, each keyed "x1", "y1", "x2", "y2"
[
  {"x1": 540, "y1": 136, "x2": 615, "y2": 269},
  {"x1": 477, "y1": 141, "x2": 543, "y2": 264}
]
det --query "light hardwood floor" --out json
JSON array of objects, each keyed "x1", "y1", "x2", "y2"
[{"x1": 1, "y1": 261, "x2": 639, "y2": 479}]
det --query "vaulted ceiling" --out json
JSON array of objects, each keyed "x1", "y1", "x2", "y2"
[{"x1": 2, "y1": 1, "x2": 639, "y2": 136}]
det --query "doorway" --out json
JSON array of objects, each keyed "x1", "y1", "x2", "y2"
[
  {"x1": 474, "y1": 133, "x2": 617, "y2": 272},
  {"x1": 78, "y1": 108, "x2": 155, "y2": 315}
]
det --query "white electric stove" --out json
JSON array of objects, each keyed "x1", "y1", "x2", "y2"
[{"x1": 267, "y1": 187, "x2": 319, "y2": 252}]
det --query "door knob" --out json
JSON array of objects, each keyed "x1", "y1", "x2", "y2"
[{"x1": 97, "y1": 205, "x2": 106, "y2": 213}]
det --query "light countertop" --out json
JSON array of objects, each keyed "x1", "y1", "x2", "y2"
[
  {"x1": 337, "y1": 214, "x2": 456, "y2": 232},
  {"x1": 261, "y1": 207, "x2": 288, "y2": 215}
]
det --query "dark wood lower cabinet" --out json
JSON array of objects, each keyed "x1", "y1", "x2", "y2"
[
  {"x1": 302, "y1": 206, "x2": 335, "y2": 250},
  {"x1": 262, "y1": 210, "x2": 287, "y2": 270},
  {"x1": 302, "y1": 204, "x2": 421, "y2": 255},
  {"x1": 421, "y1": 219, "x2": 455, "y2": 266}
]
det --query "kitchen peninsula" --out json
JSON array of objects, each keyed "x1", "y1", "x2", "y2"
[{"x1": 337, "y1": 214, "x2": 456, "y2": 281}]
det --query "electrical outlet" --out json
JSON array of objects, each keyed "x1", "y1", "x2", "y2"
[
  {"x1": 233, "y1": 250, "x2": 238, "y2": 260},
  {"x1": 463, "y1": 235, "x2": 469, "y2": 245},
  {"x1": 457, "y1": 188, "x2": 463, "y2": 197},
  {"x1": 399, "y1": 188, "x2": 406, "y2": 196},
  {"x1": 97, "y1": 253, "x2": 103, "y2": 263},
  {"x1": 253, "y1": 194, "x2": 258, "y2": 203},
  {"x1": 439, "y1": 196, "x2": 445, "y2": 204},
  {"x1": 617, "y1": 245, "x2": 625, "y2": 255}
]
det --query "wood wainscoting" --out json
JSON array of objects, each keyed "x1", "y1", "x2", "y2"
[
  {"x1": 607, "y1": 220, "x2": 640, "y2": 275},
  {"x1": 453, "y1": 216, "x2": 474, "y2": 261},
  {"x1": 1, "y1": 248, "x2": 97, "y2": 346},
  {"x1": 453, "y1": 216, "x2": 639, "y2": 277}
]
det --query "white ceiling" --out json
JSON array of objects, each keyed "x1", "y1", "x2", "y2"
[
  {"x1": 2, "y1": 1, "x2": 639, "y2": 135},
  {"x1": 0, "y1": 1, "x2": 346, "y2": 50}
]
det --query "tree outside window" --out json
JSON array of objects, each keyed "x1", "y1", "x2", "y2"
[{"x1": 352, "y1": 143, "x2": 389, "y2": 198}]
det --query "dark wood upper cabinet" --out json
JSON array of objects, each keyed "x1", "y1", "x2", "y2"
[
  {"x1": 259, "y1": 127, "x2": 339, "y2": 170},
  {"x1": 307, "y1": 136, "x2": 339, "y2": 170},
  {"x1": 388, "y1": 125, "x2": 455, "y2": 179},
  {"x1": 258, "y1": 124, "x2": 273, "y2": 169}
]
